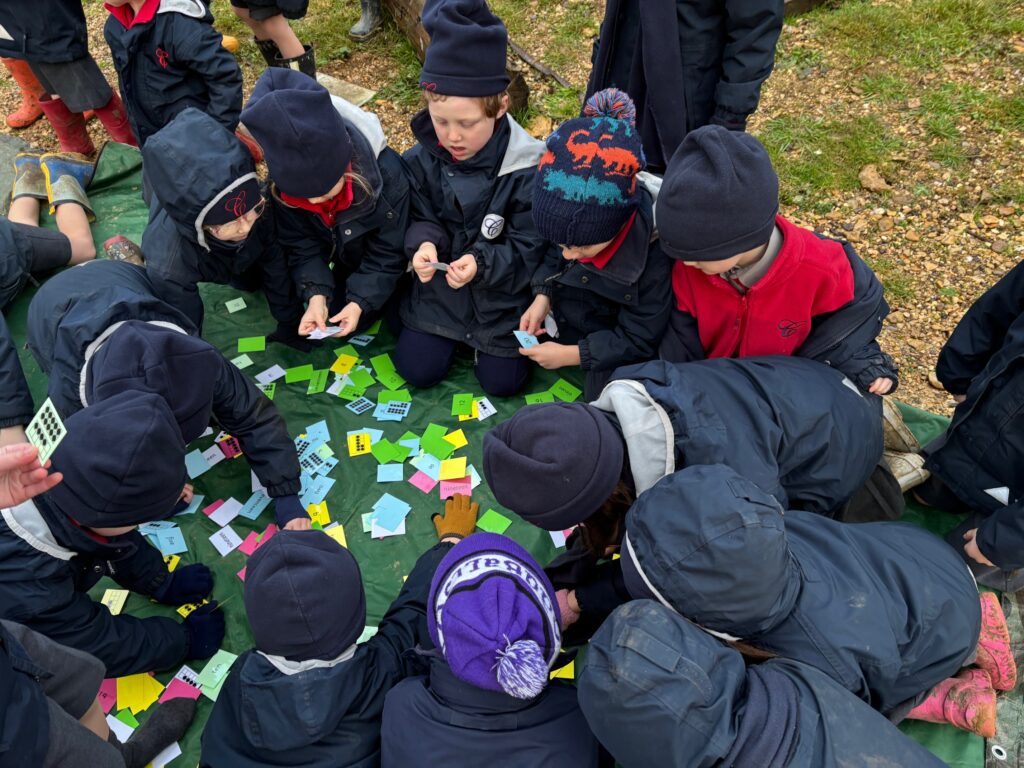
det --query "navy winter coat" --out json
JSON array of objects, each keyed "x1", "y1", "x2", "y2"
[
  {"x1": 104, "y1": 0, "x2": 242, "y2": 146},
  {"x1": 0, "y1": 315, "x2": 32, "y2": 431},
  {"x1": 928, "y1": 259, "x2": 1024, "y2": 569},
  {"x1": 401, "y1": 112, "x2": 550, "y2": 357},
  {"x1": 26, "y1": 260, "x2": 301, "y2": 498},
  {"x1": 530, "y1": 187, "x2": 671, "y2": 376},
  {"x1": 200, "y1": 542, "x2": 452, "y2": 768},
  {"x1": 140, "y1": 108, "x2": 296, "y2": 330},
  {"x1": 0, "y1": 622, "x2": 50, "y2": 767},
  {"x1": 272, "y1": 98, "x2": 410, "y2": 317},
  {"x1": 382, "y1": 658, "x2": 604, "y2": 767},
  {"x1": 0, "y1": 498, "x2": 186, "y2": 678},
  {"x1": 0, "y1": 0, "x2": 89, "y2": 63},
  {"x1": 586, "y1": 0, "x2": 783, "y2": 172},
  {"x1": 579, "y1": 601, "x2": 946, "y2": 768},
  {"x1": 622, "y1": 465, "x2": 980, "y2": 715}
]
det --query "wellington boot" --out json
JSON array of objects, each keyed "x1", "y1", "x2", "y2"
[
  {"x1": 349, "y1": 0, "x2": 383, "y2": 41},
  {"x1": 2, "y1": 58, "x2": 44, "y2": 129},
  {"x1": 11, "y1": 153, "x2": 47, "y2": 201},
  {"x1": 882, "y1": 398, "x2": 920, "y2": 452},
  {"x1": 94, "y1": 92, "x2": 137, "y2": 147},
  {"x1": 975, "y1": 591, "x2": 1017, "y2": 691},
  {"x1": 883, "y1": 450, "x2": 930, "y2": 493},
  {"x1": 40, "y1": 152, "x2": 95, "y2": 220},
  {"x1": 38, "y1": 96, "x2": 95, "y2": 155},
  {"x1": 906, "y1": 669, "x2": 997, "y2": 738},
  {"x1": 255, "y1": 38, "x2": 281, "y2": 67},
  {"x1": 275, "y1": 44, "x2": 316, "y2": 78}
]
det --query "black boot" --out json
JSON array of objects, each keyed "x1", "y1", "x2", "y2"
[
  {"x1": 349, "y1": 0, "x2": 383, "y2": 41},
  {"x1": 275, "y1": 44, "x2": 316, "y2": 79},
  {"x1": 254, "y1": 38, "x2": 281, "y2": 68}
]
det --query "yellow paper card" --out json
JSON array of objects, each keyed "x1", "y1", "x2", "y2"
[
  {"x1": 325, "y1": 524, "x2": 348, "y2": 548},
  {"x1": 347, "y1": 432, "x2": 372, "y2": 456},
  {"x1": 176, "y1": 599, "x2": 209, "y2": 618},
  {"x1": 550, "y1": 660, "x2": 575, "y2": 680},
  {"x1": 442, "y1": 429, "x2": 468, "y2": 449},
  {"x1": 457, "y1": 401, "x2": 480, "y2": 422},
  {"x1": 439, "y1": 456, "x2": 467, "y2": 480},
  {"x1": 308, "y1": 501, "x2": 331, "y2": 526},
  {"x1": 331, "y1": 354, "x2": 358, "y2": 376},
  {"x1": 101, "y1": 589, "x2": 129, "y2": 615},
  {"x1": 163, "y1": 554, "x2": 180, "y2": 572}
]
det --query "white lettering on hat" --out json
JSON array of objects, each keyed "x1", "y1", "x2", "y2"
[{"x1": 481, "y1": 213, "x2": 505, "y2": 240}]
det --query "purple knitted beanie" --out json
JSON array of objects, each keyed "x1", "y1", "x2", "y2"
[{"x1": 428, "y1": 533, "x2": 562, "y2": 699}]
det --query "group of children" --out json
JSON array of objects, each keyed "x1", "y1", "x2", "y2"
[{"x1": 0, "y1": 0, "x2": 1022, "y2": 765}]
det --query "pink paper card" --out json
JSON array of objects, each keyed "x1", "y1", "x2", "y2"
[
  {"x1": 408, "y1": 471, "x2": 438, "y2": 494},
  {"x1": 98, "y1": 678, "x2": 117, "y2": 713},
  {"x1": 439, "y1": 477, "x2": 472, "y2": 499},
  {"x1": 202, "y1": 499, "x2": 224, "y2": 517},
  {"x1": 237, "y1": 566, "x2": 247, "y2": 581},
  {"x1": 238, "y1": 531, "x2": 261, "y2": 556},
  {"x1": 158, "y1": 678, "x2": 202, "y2": 704}
]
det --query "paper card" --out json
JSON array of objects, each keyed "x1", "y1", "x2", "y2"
[
  {"x1": 544, "y1": 313, "x2": 560, "y2": 339},
  {"x1": 304, "y1": 420, "x2": 330, "y2": 444},
  {"x1": 467, "y1": 465, "x2": 482, "y2": 490},
  {"x1": 217, "y1": 435, "x2": 243, "y2": 459},
  {"x1": 477, "y1": 509, "x2": 512, "y2": 534},
  {"x1": 348, "y1": 367, "x2": 376, "y2": 390},
  {"x1": 410, "y1": 453, "x2": 442, "y2": 481},
  {"x1": 370, "y1": 438, "x2": 399, "y2": 465},
  {"x1": 237, "y1": 336, "x2": 266, "y2": 353},
  {"x1": 256, "y1": 382, "x2": 277, "y2": 400},
  {"x1": 196, "y1": 649, "x2": 238, "y2": 692},
  {"x1": 429, "y1": 261, "x2": 449, "y2": 272},
  {"x1": 101, "y1": 589, "x2": 129, "y2": 615},
  {"x1": 338, "y1": 344, "x2": 360, "y2": 358},
  {"x1": 338, "y1": 384, "x2": 367, "y2": 401},
  {"x1": 116, "y1": 708, "x2": 140, "y2": 729},
  {"x1": 324, "y1": 522, "x2": 348, "y2": 548},
  {"x1": 345, "y1": 396, "x2": 375, "y2": 415},
  {"x1": 409, "y1": 471, "x2": 438, "y2": 494},
  {"x1": 200, "y1": 674, "x2": 228, "y2": 702},
  {"x1": 316, "y1": 442, "x2": 335, "y2": 460},
  {"x1": 331, "y1": 353, "x2": 359, "y2": 376},
  {"x1": 378, "y1": 389, "x2": 412, "y2": 403},
  {"x1": 25, "y1": 398, "x2": 67, "y2": 464},
  {"x1": 549, "y1": 529, "x2": 567, "y2": 548},
  {"x1": 373, "y1": 492, "x2": 411, "y2": 516},
  {"x1": 238, "y1": 491, "x2": 272, "y2": 520},
  {"x1": 439, "y1": 456, "x2": 467, "y2": 480},
  {"x1": 175, "y1": 493, "x2": 204, "y2": 517},
  {"x1": 371, "y1": 518, "x2": 406, "y2": 538},
  {"x1": 163, "y1": 554, "x2": 181, "y2": 572},
  {"x1": 237, "y1": 566, "x2": 246, "y2": 581},
  {"x1": 150, "y1": 741, "x2": 183, "y2": 768},
  {"x1": 391, "y1": 443, "x2": 412, "y2": 463},
  {"x1": 172, "y1": 664, "x2": 200, "y2": 688},
  {"x1": 550, "y1": 659, "x2": 575, "y2": 681},
  {"x1": 525, "y1": 391, "x2": 555, "y2": 405},
  {"x1": 421, "y1": 434, "x2": 455, "y2": 460},
  {"x1": 374, "y1": 400, "x2": 412, "y2": 421},
  {"x1": 376, "y1": 369, "x2": 406, "y2": 390},
  {"x1": 106, "y1": 714, "x2": 134, "y2": 743},
  {"x1": 158, "y1": 677, "x2": 202, "y2": 704},
  {"x1": 306, "y1": 369, "x2": 329, "y2": 395},
  {"x1": 139, "y1": 520, "x2": 177, "y2": 533},
  {"x1": 176, "y1": 599, "x2": 209, "y2": 618},
  {"x1": 308, "y1": 326, "x2": 343, "y2": 340},
  {"x1": 439, "y1": 477, "x2": 472, "y2": 499},
  {"x1": 366, "y1": 319, "x2": 382, "y2": 334},
  {"x1": 201, "y1": 445, "x2": 227, "y2": 471},
  {"x1": 299, "y1": 450, "x2": 327, "y2": 475},
  {"x1": 239, "y1": 524, "x2": 279, "y2": 556},
  {"x1": 358, "y1": 625, "x2": 379, "y2": 644},
  {"x1": 361, "y1": 512, "x2": 375, "y2": 533},
  {"x1": 200, "y1": 427, "x2": 214, "y2": 438},
  {"x1": 549, "y1": 378, "x2": 582, "y2": 402},
  {"x1": 116, "y1": 673, "x2": 164, "y2": 715},
  {"x1": 255, "y1": 365, "x2": 286, "y2": 384},
  {"x1": 451, "y1": 393, "x2": 474, "y2": 416},
  {"x1": 308, "y1": 501, "x2": 331, "y2": 526},
  {"x1": 348, "y1": 432, "x2": 372, "y2": 456},
  {"x1": 458, "y1": 400, "x2": 480, "y2": 422},
  {"x1": 317, "y1": 456, "x2": 339, "y2": 476},
  {"x1": 443, "y1": 429, "x2": 468, "y2": 450},
  {"x1": 399, "y1": 436, "x2": 421, "y2": 456},
  {"x1": 348, "y1": 428, "x2": 384, "y2": 443},
  {"x1": 98, "y1": 678, "x2": 117, "y2": 713},
  {"x1": 513, "y1": 330, "x2": 539, "y2": 349},
  {"x1": 226, "y1": 298, "x2": 246, "y2": 313},
  {"x1": 476, "y1": 397, "x2": 497, "y2": 421},
  {"x1": 377, "y1": 464, "x2": 403, "y2": 482},
  {"x1": 231, "y1": 353, "x2": 254, "y2": 369},
  {"x1": 209, "y1": 526, "x2": 243, "y2": 556},
  {"x1": 284, "y1": 364, "x2": 315, "y2": 383},
  {"x1": 299, "y1": 475, "x2": 336, "y2": 508},
  {"x1": 207, "y1": 497, "x2": 242, "y2": 527},
  {"x1": 349, "y1": 334, "x2": 374, "y2": 346},
  {"x1": 370, "y1": 352, "x2": 397, "y2": 375},
  {"x1": 153, "y1": 528, "x2": 189, "y2": 556}
]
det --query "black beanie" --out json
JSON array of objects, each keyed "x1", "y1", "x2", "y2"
[
  {"x1": 240, "y1": 69, "x2": 352, "y2": 199},
  {"x1": 44, "y1": 391, "x2": 186, "y2": 528},
  {"x1": 420, "y1": 0, "x2": 510, "y2": 97},
  {"x1": 657, "y1": 125, "x2": 779, "y2": 262},
  {"x1": 482, "y1": 403, "x2": 624, "y2": 531},
  {"x1": 245, "y1": 530, "x2": 366, "y2": 661}
]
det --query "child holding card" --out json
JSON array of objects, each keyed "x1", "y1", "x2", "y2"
[
  {"x1": 200, "y1": 498, "x2": 478, "y2": 767},
  {"x1": 381, "y1": 533, "x2": 603, "y2": 766},
  {"x1": 522, "y1": 88, "x2": 671, "y2": 399},
  {"x1": 394, "y1": 0, "x2": 549, "y2": 397},
  {"x1": 239, "y1": 69, "x2": 410, "y2": 341},
  {"x1": 0, "y1": 391, "x2": 225, "y2": 677}
]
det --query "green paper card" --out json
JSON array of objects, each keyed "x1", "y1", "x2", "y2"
[
  {"x1": 256, "y1": 382, "x2": 276, "y2": 400},
  {"x1": 370, "y1": 438, "x2": 398, "y2": 465},
  {"x1": 231, "y1": 354, "x2": 253, "y2": 369},
  {"x1": 549, "y1": 379, "x2": 582, "y2": 402},
  {"x1": 525, "y1": 391, "x2": 555, "y2": 405},
  {"x1": 378, "y1": 389, "x2": 412, "y2": 403},
  {"x1": 348, "y1": 368, "x2": 376, "y2": 390},
  {"x1": 115, "y1": 709, "x2": 140, "y2": 728},
  {"x1": 398, "y1": 430, "x2": 419, "y2": 442},
  {"x1": 366, "y1": 319, "x2": 382, "y2": 335},
  {"x1": 451, "y1": 393, "x2": 474, "y2": 416},
  {"x1": 337, "y1": 385, "x2": 366, "y2": 401},
  {"x1": 306, "y1": 369, "x2": 329, "y2": 395},
  {"x1": 316, "y1": 443, "x2": 335, "y2": 459},
  {"x1": 477, "y1": 509, "x2": 512, "y2": 534},
  {"x1": 369, "y1": 353, "x2": 396, "y2": 374},
  {"x1": 338, "y1": 344, "x2": 360, "y2": 359},
  {"x1": 225, "y1": 298, "x2": 247, "y2": 313},
  {"x1": 237, "y1": 336, "x2": 265, "y2": 353},
  {"x1": 391, "y1": 443, "x2": 412, "y2": 463},
  {"x1": 421, "y1": 435, "x2": 455, "y2": 460},
  {"x1": 376, "y1": 369, "x2": 406, "y2": 390},
  {"x1": 284, "y1": 364, "x2": 315, "y2": 383}
]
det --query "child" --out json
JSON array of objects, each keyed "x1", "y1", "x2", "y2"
[
  {"x1": 0, "y1": 619, "x2": 195, "y2": 768},
  {"x1": 0, "y1": 391, "x2": 225, "y2": 677},
  {"x1": 620, "y1": 464, "x2": 1013, "y2": 735},
  {"x1": 104, "y1": 0, "x2": 243, "y2": 147},
  {"x1": 239, "y1": 69, "x2": 410, "y2": 341},
  {"x1": 580, "y1": 601, "x2": 947, "y2": 768},
  {"x1": 397, "y1": 0, "x2": 549, "y2": 397},
  {"x1": 381, "y1": 532, "x2": 604, "y2": 767},
  {"x1": 916, "y1": 259, "x2": 1024, "y2": 592},
  {"x1": 199, "y1": 495, "x2": 479, "y2": 767},
  {"x1": 26, "y1": 260, "x2": 309, "y2": 530},
  {"x1": 230, "y1": 0, "x2": 314, "y2": 74},
  {"x1": 139, "y1": 108, "x2": 304, "y2": 347},
  {"x1": 523, "y1": 88, "x2": 672, "y2": 399},
  {"x1": 0, "y1": 4, "x2": 135, "y2": 153}
]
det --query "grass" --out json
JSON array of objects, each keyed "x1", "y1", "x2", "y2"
[{"x1": 867, "y1": 256, "x2": 916, "y2": 300}]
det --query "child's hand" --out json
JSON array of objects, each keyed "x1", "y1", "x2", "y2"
[
  {"x1": 555, "y1": 589, "x2": 581, "y2": 630},
  {"x1": 412, "y1": 242, "x2": 439, "y2": 283},
  {"x1": 284, "y1": 517, "x2": 313, "y2": 531},
  {"x1": 432, "y1": 493, "x2": 479, "y2": 541},
  {"x1": 0, "y1": 443, "x2": 62, "y2": 507},
  {"x1": 446, "y1": 254, "x2": 477, "y2": 289},
  {"x1": 298, "y1": 295, "x2": 328, "y2": 336},
  {"x1": 868, "y1": 377, "x2": 894, "y2": 395},
  {"x1": 330, "y1": 302, "x2": 363, "y2": 336},
  {"x1": 520, "y1": 295, "x2": 551, "y2": 337},
  {"x1": 179, "y1": 483, "x2": 194, "y2": 504},
  {"x1": 953, "y1": 393, "x2": 967, "y2": 404},
  {"x1": 963, "y1": 528, "x2": 995, "y2": 567},
  {"x1": 520, "y1": 341, "x2": 580, "y2": 370}
]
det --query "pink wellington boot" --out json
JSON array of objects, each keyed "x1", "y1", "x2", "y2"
[
  {"x1": 975, "y1": 591, "x2": 1017, "y2": 691},
  {"x1": 906, "y1": 668, "x2": 997, "y2": 738}
]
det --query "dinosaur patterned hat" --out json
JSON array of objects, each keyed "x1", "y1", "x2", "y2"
[{"x1": 532, "y1": 88, "x2": 646, "y2": 247}]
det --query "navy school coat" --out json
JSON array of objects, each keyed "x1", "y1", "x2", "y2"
[{"x1": 0, "y1": 0, "x2": 90, "y2": 63}]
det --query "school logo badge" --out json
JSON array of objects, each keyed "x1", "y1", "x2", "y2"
[
  {"x1": 155, "y1": 47, "x2": 170, "y2": 69},
  {"x1": 777, "y1": 319, "x2": 806, "y2": 338},
  {"x1": 481, "y1": 213, "x2": 505, "y2": 240}
]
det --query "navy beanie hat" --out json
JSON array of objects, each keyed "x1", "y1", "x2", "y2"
[
  {"x1": 86, "y1": 322, "x2": 218, "y2": 445},
  {"x1": 245, "y1": 530, "x2": 366, "y2": 661},
  {"x1": 45, "y1": 391, "x2": 186, "y2": 528},
  {"x1": 240, "y1": 69, "x2": 351, "y2": 199},
  {"x1": 532, "y1": 88, "x2": 646, "y2": 246},
  {"x1": 482, "y1": 403, "x2": 624, "y2": 531},
  {"x1": 657, "y1": 125, "x2": 779, "y2": 262},
  {"x1": 420, "y1": 0, "x2": 510, "y2": 97}
]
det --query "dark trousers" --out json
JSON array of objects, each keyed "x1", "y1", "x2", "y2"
[
  {"x1": 29, "y1": 56, "x2": 113, "y2": 113},
  {"x1": 393, "y1": 327, "x2": 530, "y2": 397}
]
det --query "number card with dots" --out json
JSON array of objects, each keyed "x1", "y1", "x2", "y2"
[
  {"x1": 26, "y1": 398, "x2": 67, "y2": 464},
  {"x1": 346, "y1": 397, "x2": 375, "y2": 415}
]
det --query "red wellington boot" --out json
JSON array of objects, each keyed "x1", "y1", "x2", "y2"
[
  {"x1": 37, "y1": 95, "x2": 95, "y2": 156},
  {"x1": 2, "y1": 58, "x2": 44, "y2": 129},
  {"x1": 906, "y1": 668, "x2": 997, "y2": 738},
  {"x1": 93, "y1": 92, "x2": 138, "y2": 147}
]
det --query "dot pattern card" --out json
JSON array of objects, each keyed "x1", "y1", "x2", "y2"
[{"x1": 26, "y1": 398, "x2": 67, "y2": 464}]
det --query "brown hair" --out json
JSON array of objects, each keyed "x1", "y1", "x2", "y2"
[
  {"x1": 578, "y1": 480, "x2": 636, "y2": 557},
  {"x1": 423, "y1": 90, "x2": 509, "y2": 118}
]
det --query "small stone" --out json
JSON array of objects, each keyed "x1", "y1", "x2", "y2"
[
  {"x1": 905, "y1": 229, "x2": 921, "y2": 242},
  {"x1": 992, "y1": 239, "x2": 1008, "y2": 254},
  {"x1": 906, "y1": 338, "x2": 927, "y2": 350},
  {"x1": 981, "y1": 215, "x2": 1000, "y2": 228},
  {"x1": 907, "y1": 97, "x2": 922, "y2": 109},
  {"x1": 878, "y1": 216, "x2": 894, "y2": 232},
  {"x1": 858, "y1": 164, "x2": 891, "y2": 192},
  {"x1": 998, "y1": 206, "x2": 1016, "y2": 216},
  {"x1": 527, "y1": 115, "x2": 553, "y2": 139},
  {"x1": 891, "y1": 190, "x2": 914, "y2": 207}
]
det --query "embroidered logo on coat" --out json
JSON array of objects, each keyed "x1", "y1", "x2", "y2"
[
  {"x1": 155, "y1": 47, "x2": 170, "y2": 69},
  {"x1": 481, "y1": 214, "x2": 505, "y2": 240},
  {"x1": 778, "y1": 319, "x2": 806, "y2": 338}
]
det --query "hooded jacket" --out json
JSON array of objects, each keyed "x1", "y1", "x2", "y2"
[
  {"x1": 579, "y1": 600, "x2": 947, "y2": 768},
  {"x1": 26, "y1": 261, "x2": 301, "y2": 498},
  {"x1": 104, "y1": 0, "x2": 242, "y2": 146},
  {"x1": 927, "y1": 260, "x2": 1024, "y2": 569},
  {"x1": 400, "y1": 112, "x2": 550, "y2": 357},
  {"x1": 140, "y1": 108, "x2": 288, "y2": 329},
  {"x1": 621, "y1": 465, "x2": 980, "y2": 714},
  {"x1": 530, "y1": 186, "x2": 672, "y2": 374},
  {"x1": 200, "y1": 542, "x2": 451, "y2": 768},
  {"x1": 0, "y1": 315, "x2": 32, "y2": 431},
  {"x1": 0, "y1": 622, "x2": 52, "y2": 767},
  {"x1": 0, "y1": 0, "x2": 89, "y2": 63},
  {"x1": 271, "y1": 94, "x2": 411, "y2": 316},
  {"x1": 382, "y1": 658, "x2": 604, "y2": 767}
]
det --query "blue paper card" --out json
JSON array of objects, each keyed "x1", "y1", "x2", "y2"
[
  {"x1": 347, "y1": 428, "x2": 383, "y2": 443},
  {"x1": 305, "y1": 420, "x2": 331, "y2": 445},
  {"x1": 316, "y1": 456, "x2": 339, "y2": 476},
  {"x1": 185, "y1": 449, "x2": 210, "y2": 479},
  {"x1": 372, "y1": 494, "x2": 411, "y2": 532},
  {"x1": 238, "y1": 491, "x2": 272, "y2": 520},
  {"x1": 153, "y1": 527, "x2": 189, "y2": 556},
  {"x1": 346, "y1": 397, "x2": 375, "y2": 415},
  {"x1": 513, "y1": 330, "x2": 539, "y2": 349},
  {"x1": 399, "y1": 437, "x2": 420, "y2": 456},
  {"x1": 300, "y1": 475, "x2": 336, "y2": 508},
  {"x1": 376, "y1": 464, "x2": 403, "y2": 483},
  {"x1": 175, "y1": 494, "x2": 205, "y2": 516},
  {"x1": 411, "y1": 453, "x2": 442, "y2": 481}
]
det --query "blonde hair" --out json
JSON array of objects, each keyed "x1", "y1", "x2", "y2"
[{"x1": 424, "y1": 90, "x2": 509, "y2": 118}]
